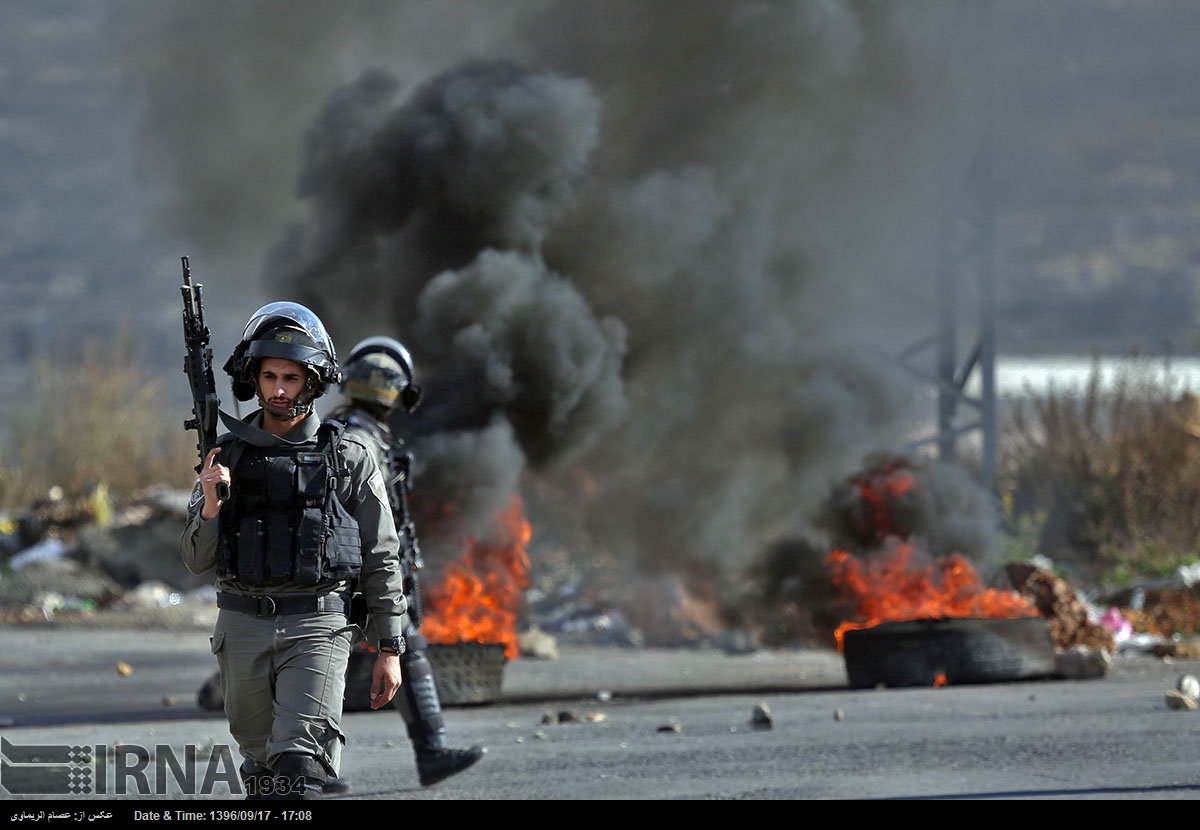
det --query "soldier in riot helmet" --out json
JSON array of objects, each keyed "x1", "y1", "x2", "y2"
[
  {"x1": 180, "y1": 303, "x2": 409, "y2": 800},
  {"x1": 325, "y1": 335, "x2": 486, "y2": 790}
]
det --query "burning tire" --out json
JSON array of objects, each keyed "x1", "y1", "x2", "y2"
[{"x1": 841, "y1": 616, "x2": 1058, "y2": 689}]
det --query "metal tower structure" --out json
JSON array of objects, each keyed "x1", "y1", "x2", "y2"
[{"x1": 900, "y1": 2, "x2": 997, "y2": 491}]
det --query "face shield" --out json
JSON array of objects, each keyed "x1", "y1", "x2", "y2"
[
  {"x1": 224, "y1": 301, "x2": 340, "y2": 403},
  {"x1": 241, "y1": 302, "x2": 337, "y2": 368}
]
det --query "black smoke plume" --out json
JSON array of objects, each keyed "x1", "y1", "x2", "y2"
[
  {"x1": 123, "y1": 1, "x2": 999, "y2": 640},
  {"x1": 263, "y1": 60, "x2": 628, "y2": 556}
]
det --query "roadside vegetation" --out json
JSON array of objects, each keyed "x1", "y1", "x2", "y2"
[
  {"x1": 0, "y1": 337, "x2": 195, "y2": 513},
  {"x1": 996, "y1": 354, "x2": 1200, "y2": 593}
]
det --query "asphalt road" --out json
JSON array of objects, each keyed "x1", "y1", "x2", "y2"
[{"x1": 2, "y1": 626, "x2": 1200, "y2": 807}]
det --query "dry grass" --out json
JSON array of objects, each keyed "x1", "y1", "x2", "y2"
[
  {"x1": 997, "y1": 355, "x2": 1200, "y2": 589},
  {"x1": 0, "y1": 335, "x2": 197, "y2": 510}
]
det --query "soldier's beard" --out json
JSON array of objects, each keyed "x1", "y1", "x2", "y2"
[{"x1": 260, "y1": 393, "x2": 313, "y2": 421}]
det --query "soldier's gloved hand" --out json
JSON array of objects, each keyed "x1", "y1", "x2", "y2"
[{"x1": 369, "y1": 653, "x2": 402, "y2": 709}]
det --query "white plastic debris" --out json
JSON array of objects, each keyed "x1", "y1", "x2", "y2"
[{"x1": 1176, "y1": 562, "x2": 1200, "y2": 588}]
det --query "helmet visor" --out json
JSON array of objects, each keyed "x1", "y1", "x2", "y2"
[{"x1": 242, "y1": 301, "x2": 335, "y2": 358}]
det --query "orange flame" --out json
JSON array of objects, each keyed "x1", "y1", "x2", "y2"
[
  {"x1": 421, "y1": 495, "x2": 532, "y2": 659},
  {"x1": 827, "y1": 543, "x2": 1038, "y2": 651},
  {"x1": 825, "y1": 460, "x2": 1038, "y2": 657}
]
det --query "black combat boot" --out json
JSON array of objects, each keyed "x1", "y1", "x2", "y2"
[
  {"x1": 239, "y1": 761, "x2": 273, "y2": 801},
  {"x1": 402, "y1": 647, "x2": 486, "y2": 786},
  {"x1": 322, "y1": 776, "x2": 350, "y2": 795},
  {"x1": 263, "y1": 753, "x2": 326, "y2": 800},
  {"x1": 415, "y1": 744, "x2": 487, "y2": 787}
]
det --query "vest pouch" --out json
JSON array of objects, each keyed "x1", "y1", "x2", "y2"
[
  {"x1": 222, "y1": 420, "x2": 355, "y2": 588},
  {"x1": 293, "y1": 506, "x2": 325, "y2": 585},
  {"x1": 324, "y1": 489, "x2": 362, "y2": 581},
  {"x1": 235, "y1": 517, "x2": 266, "y2": 586},
  {"x1": 262, "y1": 514, "x2": 294, "y2": 585}
]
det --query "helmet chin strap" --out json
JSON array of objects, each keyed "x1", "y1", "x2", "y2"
[
  {"x1": 262, "y1": 398, "x2": 314, "y2": 420},
  {"x1": 257, "y1": 377, "x2": 318, "y2": 421}
]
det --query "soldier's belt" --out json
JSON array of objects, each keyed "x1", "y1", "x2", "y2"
[{"x1": 217, "y1": 591, "x2": 350, "y2": 618}]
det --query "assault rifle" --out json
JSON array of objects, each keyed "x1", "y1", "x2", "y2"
[
  {"x1": 389, "y1": 447, "x2": 424, "y2": 627},
  {"x1": 179, "y1": 256, "x2": 229, "y2": 501}
]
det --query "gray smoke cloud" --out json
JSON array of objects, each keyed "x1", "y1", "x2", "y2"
[
  {"x1": 118, "y1": 0, "x2": 999, "y2": 632},
  {"x1": 259, "y1": 60, "x2": 628, "y2": 553}
]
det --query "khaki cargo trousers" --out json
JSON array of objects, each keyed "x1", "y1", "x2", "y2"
[{"x1": 212, "y1": 608, "x2": 354, "y2": 777}]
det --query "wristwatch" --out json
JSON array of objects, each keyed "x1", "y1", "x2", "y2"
[{"x1": 378, "y1": 636, "x2": 406, "y2": 656}]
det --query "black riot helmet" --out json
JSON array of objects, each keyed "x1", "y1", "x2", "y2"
[
  {"x1": 223, "y1": 301, "x2": 340, "y2": 405},
  {"x1": 340, "y1": 335, "x2": 422, "y2": 413}
]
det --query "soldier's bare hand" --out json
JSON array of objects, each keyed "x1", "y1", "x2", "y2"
[
  {"x1": 369, "y1": 653, "x2": 402, "y2": 709},
  {"x1": 199, "y1": 447, "x2": 230, "y2": 520}
]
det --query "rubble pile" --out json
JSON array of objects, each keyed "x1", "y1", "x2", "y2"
[
  {"x1": 0, "y1": 486, "x2": 217, "y2": 628},
  {"x1": 1120, "y1": 590, "x2": 1200, "y2": 642},
  {"x1": 1005, "y1": 562, "x2": 1116, "y2": 652}
]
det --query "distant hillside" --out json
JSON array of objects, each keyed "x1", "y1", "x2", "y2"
[{"x1": 989, "y1": 0, "x2": 1200, "y2": 356}]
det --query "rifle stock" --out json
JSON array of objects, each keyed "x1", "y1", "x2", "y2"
[{"x1": 179, "y1": 256, "x2": 230, "y2": 501}]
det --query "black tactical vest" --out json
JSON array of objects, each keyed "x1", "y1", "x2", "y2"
[{"x1": 217, "y1": 420, "x2": 363, "y2": 587}]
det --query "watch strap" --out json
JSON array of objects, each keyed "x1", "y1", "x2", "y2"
[{"x1": 377, "y1": 636, "x2": 406, "y2": 655}]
